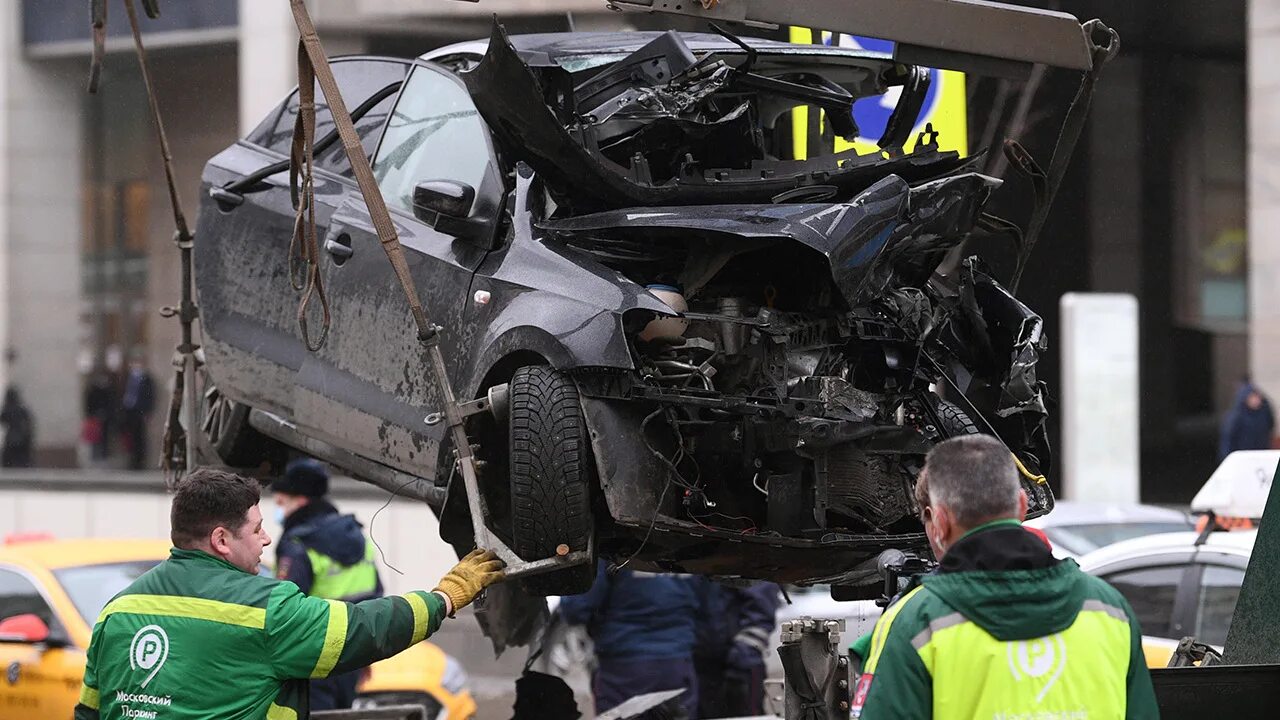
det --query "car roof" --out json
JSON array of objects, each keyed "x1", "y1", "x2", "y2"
[
  {"x1": 1025, "y1": 500, "x2": 1190, "y2": 528},
  {"x1": 0, "y1": 539, "x2": 171, "y2": 571},
  {"x1": 420, "y1": 31, "x2": 889, "y2": 65},
  {"x1": 1077, "y1": 529, "x2": 1256, "y2": 571}
]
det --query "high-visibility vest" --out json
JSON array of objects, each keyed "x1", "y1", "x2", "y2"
[
  {"x1": 856, "y1": 581, "x2": 1151, "y2": 719},
  {"x1": 306, "y1": 541, "x2": 379, "y2": 602}
]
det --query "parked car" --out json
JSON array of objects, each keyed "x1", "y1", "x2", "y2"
[
  {"x1": 1024, "y1": 500, "x2": 1192, "y2": 558},
  {"x1": 1077, "y1": 529, "x2": 1255, "y2": 668},
  {"x1": 0, "y1": 538, "x2": 475, "y2": 720},
  {"x1": 193, "y1": 27, "x2": 1058, "y2": 645}
]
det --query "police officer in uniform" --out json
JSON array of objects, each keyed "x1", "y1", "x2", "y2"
[
  {"x1": 853, "y1": 435, "x2": 1158, "y2": 720},
  {"x1": 272, "y1": 458, "x2": 381, "y2": 710},
  {"x1": 73, "y1": 468, "x2": 504, "y2": 720}
]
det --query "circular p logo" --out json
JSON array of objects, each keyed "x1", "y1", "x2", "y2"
[
  {"x1": 128, "y1": 625, "x2": 169, "y2": 689},
  {"x1": 1007, "y1": 633, "x2": 1067, "y2": 703}
]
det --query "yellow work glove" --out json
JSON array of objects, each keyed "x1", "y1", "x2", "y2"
[{"x1": 433, "y1": 548, "x2": 506, "y2": 614}]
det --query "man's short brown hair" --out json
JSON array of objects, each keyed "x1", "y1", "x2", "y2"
[{"x1": 170, "y1": 468, "x2": 262, "y2": 548}]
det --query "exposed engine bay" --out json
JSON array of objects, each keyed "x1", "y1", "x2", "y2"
[{"x1": 537, "y1": 176, "x2": 1052, "y2": 558}]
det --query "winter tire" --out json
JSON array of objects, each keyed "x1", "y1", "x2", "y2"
[{"x1": 508, "y1": 365, "x2": 597, "y2": 595}]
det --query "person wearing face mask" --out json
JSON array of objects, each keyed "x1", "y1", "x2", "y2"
[
  {"x1": 73, "y1": 468, "x2": 505, "y2": 720},
  {"x1": 851, "y1": 434, "x2": 1158, "y2": 720},
  {"x1": 272, "y1": 458, "x2": 383, "y2": 711}
]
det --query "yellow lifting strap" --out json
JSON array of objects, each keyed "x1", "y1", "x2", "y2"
[{"x1": 1012, "y1": 452, "x2": 1048, "y2": 485}]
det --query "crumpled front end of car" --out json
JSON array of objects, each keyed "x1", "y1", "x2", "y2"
[
  {"x1": 531, "y1": 174, "x2": 1052, "y2": 584},
  {"x1": 462, "y1": 22, "x2": 1053, "y2": 585}
]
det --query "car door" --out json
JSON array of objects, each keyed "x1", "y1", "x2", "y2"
[
  {"x1": 1101, "y1": 564, "x2": 1192, "y2": 641},
  {"x1": 295, "y1": 62, "x2": 501, "y2": 475},
  {"x1": 0, "y1": 567, "x2": 82, "y2": 720},
  {"x1": 194, "y1": 58, "x2": 411, "y2": 416},
  {"x1": 1182, "y1": 559, "x2": 1249, "y2": 648}
]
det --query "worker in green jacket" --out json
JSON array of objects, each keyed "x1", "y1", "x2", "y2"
[
  {"x1": 73, "y1": 468, "x2": 505, "y2": 720},
  {"x1": 853, "y1": 434, "x2": 1158, "y2": 720}
]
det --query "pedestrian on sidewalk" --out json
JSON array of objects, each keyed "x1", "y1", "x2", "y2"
[
  {"x1": 74, "y1": 468, "x2": 505, "y2": 720},
  {"x1": 120, "y1": 355, "x2": 156, "y2": 470},
  {"x1": 1, "y1": 386, "x2": 35, "y2": 467},
  {"x1": 1219, "y1": 378, "x2": 1275, "y2": 460},
  {"x1": 853, "y1": 434, "x2": 1158, "y2": 719}
]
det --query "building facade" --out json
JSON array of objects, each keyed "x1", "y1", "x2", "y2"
[{"x1": 0, "y1": 0, "x2": 1262, "y2": 503}]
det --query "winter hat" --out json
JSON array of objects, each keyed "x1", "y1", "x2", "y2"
[{"x1": 273, "y1": 458, "x2": 330, "y2": 497}]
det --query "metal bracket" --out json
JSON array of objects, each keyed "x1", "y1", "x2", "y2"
[
  {"x1": 424, "y1": 383, "x2": 509, "y2": 427},
  {"x1": 455, "y1": 440, "x2": 594, "y2": 580},
  {"x1": 779, "y1": 617, "x2": 849, "y2": 719}
]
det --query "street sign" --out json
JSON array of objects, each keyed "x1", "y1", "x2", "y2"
[{"x1": 790, "y1": 27, "x2": 967, "y2": 159}]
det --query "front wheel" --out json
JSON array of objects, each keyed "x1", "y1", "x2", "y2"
[{"x1": 508, "y1": 365, "x2": 597, "y2": 595}]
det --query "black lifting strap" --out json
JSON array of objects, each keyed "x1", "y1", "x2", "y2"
[
  {"x1": 289, "y1": 30, "x2": 330, "y2": 351},
  {"x1": 1008, "y1": 19, "x2": 1120, "y2": 294}
]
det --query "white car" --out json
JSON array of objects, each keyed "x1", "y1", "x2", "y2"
[
  {"x1": 1076, "y1": 529, "x2": 1255, "y2": 665},
  {"x1": 1025, "y1": 500, "x2": 1193, "y2": 558}
]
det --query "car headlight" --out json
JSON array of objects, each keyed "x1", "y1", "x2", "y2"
[{"x1": 441, "y1": 656, "x2": 469, "y2": 695}]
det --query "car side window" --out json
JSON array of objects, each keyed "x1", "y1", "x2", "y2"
[
  {"x1": 251, "y1": 59, "x2": 410, "y2": 177},
  {"x1": 372, "y1": 65, "x2": 492, "y2": 215},
  {"x1": 0, "y1": 568, "x2": 56, "y2": 633},
  {"x1": 1194, "y1": 564, "x2": 1245, "y2": 647},
  {"x1": 1104, "y1": 565, "x2": 1183, "y2": 638}
]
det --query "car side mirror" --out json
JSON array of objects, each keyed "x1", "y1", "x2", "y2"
[
  {"x1": 0, "y1": 614, "x2": 50, "y2": 644},
  {"x1": 412, "y1": 180, "x2": 495, "y2": 247},
  {"x1": 414, "y1": 179, "x2": 474, "y2": 220}
]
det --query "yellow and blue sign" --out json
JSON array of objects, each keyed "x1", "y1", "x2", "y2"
[{"x1": 790, "y1": 28, "x2": 967, "y2": 159}]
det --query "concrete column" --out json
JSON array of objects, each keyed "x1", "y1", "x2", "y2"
[
  {"x1": 0, "y1": 3, "x2": 84, "y2": 461},
  {"x1": 1249, "y1": 1, "x2": 1280, "y2": 401},
  {"x1": 239, "y1": 0, "x2": 299, "y2": 134}
]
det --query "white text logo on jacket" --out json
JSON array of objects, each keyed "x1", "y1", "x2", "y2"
[{"x1": 129, "y1": 625, "x2": 170, "y2": 689}]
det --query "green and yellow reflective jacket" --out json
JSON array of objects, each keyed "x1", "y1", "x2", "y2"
[
  {"x1": 72, "y1": 548, "x2": 445, "y2": 720},
  {"x1": 854, "y1": 520, "x2": 1159, "y2": 720}
]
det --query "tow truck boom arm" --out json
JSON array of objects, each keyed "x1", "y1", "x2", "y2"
[{"x1": 606, "y1": 0, "x2": 1100, "y2": 76}]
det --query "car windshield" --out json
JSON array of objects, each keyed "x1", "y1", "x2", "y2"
[
  {"x1": 53, "y1": 560, "x2": 161, "y2": 626},
  {"x1": 1046, "y1": 522, "x2": 1191, "y2": 556}
]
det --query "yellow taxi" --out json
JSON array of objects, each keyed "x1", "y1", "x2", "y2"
[{"x1": 0, "y1": 537, "x2": 476, "y2": 719}]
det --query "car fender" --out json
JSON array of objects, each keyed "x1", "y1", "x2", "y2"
[{"x1": 461, "y1": 166, "x2": 674, "y2": 396}]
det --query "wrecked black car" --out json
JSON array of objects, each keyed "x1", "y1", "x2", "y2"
[{"x1": 194, "y1": 27, "x2": 1052, "y2": 601}]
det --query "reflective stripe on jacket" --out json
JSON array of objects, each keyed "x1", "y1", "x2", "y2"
[{"x1": 73, "y1": 548, "x2": 444, "y2": 720}]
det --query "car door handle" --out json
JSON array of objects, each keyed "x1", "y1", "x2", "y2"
[
  {"x1": 209, "y1": 186, "x2": 244, "y2": 211},
  {"x1": 324, "y1": 234, "x2": 353, "y2": 264}
]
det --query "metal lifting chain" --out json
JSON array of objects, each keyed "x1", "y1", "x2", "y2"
[{"x1": 87, "y1": 0, "x2": 200, "y2": 483}]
